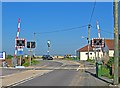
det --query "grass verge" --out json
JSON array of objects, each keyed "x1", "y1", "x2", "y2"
[{"x1": 22, "y1": 59, "x2": 39, "y2": 67}]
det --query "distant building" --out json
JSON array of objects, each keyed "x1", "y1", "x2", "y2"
[{"x1": 76, "y1": 39, "x2": 120, "y2": 61}]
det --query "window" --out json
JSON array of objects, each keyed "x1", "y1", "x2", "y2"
[
  {"x1": 86, "y1": 53, "x2": 88, "y2": 55},
  {"x1": 90, "y1": 53, "x2": 92, "y2": 55}
]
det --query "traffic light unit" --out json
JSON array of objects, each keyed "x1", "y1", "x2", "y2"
[
  {"x1": 27, "y1": 41, "x2": 36, "y2": 48},
  {"x1": 91, "y1": 38, "x2": 105, "y2": 48},
  {"x1": 16, "y1": 38, "x2": 26, "y2": 48}
]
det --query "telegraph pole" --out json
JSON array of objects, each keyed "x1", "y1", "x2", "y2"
[
  {"x1": 113, "y1": 0, "x2": 119, "y2": 85},
  {"x1": 34, "y1": 32, "x2": 36, "y2": 56},
  {"x1": 29, "y1": 42, "x2": 32, "y2": 66},
  {"x1": 88, "y1": 24, "x2": 91, "y2": 60}
]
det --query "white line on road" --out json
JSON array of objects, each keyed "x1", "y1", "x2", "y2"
[
  {"x1": 7, "y1": 70, "x2": 53, "y2": 87},
  {"x1": 76, "y1": 66, "x2": 81, "y2": 71}
]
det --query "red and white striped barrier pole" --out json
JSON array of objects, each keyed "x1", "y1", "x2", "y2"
[
  {"x1": 96, "y1": 21, "x2": 101, "y2": 38},
  {"x1": 14, "y1": 18, "x2": 20, "y2": 58}
]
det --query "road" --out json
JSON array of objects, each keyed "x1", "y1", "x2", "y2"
[
  {"x1": 1, "y1": 60, "x2": 62, "y2": 76},
  {"x1": 7, "y1": 60, "x2": 111, "y2": 87},
  {"x1": 16, "y1": 70, "x2": 108, "y2": 86}
]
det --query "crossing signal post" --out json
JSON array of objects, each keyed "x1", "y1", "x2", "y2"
[
  {"x1": 91, "y1": 38, "x2": 105, "y2": 77},
  {"x1": 91, "y1": 38, "x2": 105, "y2": 61},
  {"x1": 27, "y1": 41, "x2": 36, "y2": 65},
  {"x1": 16, "y1": 38, "x2": 26, "y2": 66}
]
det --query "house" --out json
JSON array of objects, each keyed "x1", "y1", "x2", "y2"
[{"x1": 76, "y1": 39, "x2": 120, "y2": 61}]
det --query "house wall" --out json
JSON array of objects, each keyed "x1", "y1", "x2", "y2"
[
  {"x1": 79, "y1": 51, "x2": 104, "y2": 61},
  {"x1": 80, "y1": 51, "x2": 95, "y2": 60},
  {"x1": 80, "y1": 52, "x2": 88, "y2": 60},
  {"x1": 109, "y1": 50, "x2": 114, "y2": 57},
  {"x1": 76, "y1": 51, "x2": 80, "y2": 60}
]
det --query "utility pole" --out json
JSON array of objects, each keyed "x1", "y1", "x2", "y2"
[
  {"x1": 20, "y1": 55, "x2": 22, "y2": 66},
  {"x1": 29, "y1": 42, "x2": 32, "y2": 66},
  {"x1": 113, "y1": 0, "x2": 119, "y2": 85},
  {"x1": 88, "y1": 24, "x2": 91, "y2": 60},
  {"x1": 34, "y1": 32, "x2": 36, "y2": 56},
  {"x1": 95, "y1": 48, "x2": 97, "y2": 63}
]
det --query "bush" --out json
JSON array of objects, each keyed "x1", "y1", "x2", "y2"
[
  {"x1": 6, "y1": 55, "x2": 13, "y2": 59},
  {"x1": 101, "y1": 66, "x2": 113, "y2": 79},
  {"x1": 107, "y1": 57, "x2": 114, "y2": 67},
  {"x1": 22, "y1": 61, "x2": 29, "y2": 67},
  {"x1": 64, "y1": 58, "x2": 72, "y2": 60},
  {"x1": 107, "y1": 57, "x2": 120, "y2": 67},
  {"x1": 32, "y1": 60, "x2": 39, "y2": 65},
  {"x1": 22, "y1": 59, "x2": 39, "y2": 67},
  {"x1": 86, "y1": 58, "x2": 95, "y2": 63}
]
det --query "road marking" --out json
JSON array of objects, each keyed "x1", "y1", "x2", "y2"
[
  {"x1": 76, "y1": 65, "x2": 81, "y2": 71},
  {"x1": 6, "y1": 70, "x2": 53, "y2": 87},
  {"x1": 10, "y1": 73, "x2": 44, "y2": 87},
  {"x1": 1, "y1": 65, "x2": 48, "y2": 78},
  {"x1": 1, "y1": 70, "x2": 28, "y2": 78}
]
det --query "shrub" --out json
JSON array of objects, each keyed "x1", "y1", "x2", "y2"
[
  {"x1": 86, "y1": 58, "x2": 95, "y2": 63},
  {"x1": 22, "y1": 59, "x2": 39, "y2": 67},
  {"x1": 22, "y1": 61, "x2": 29, "y2": 67},
  {"x1": 32, "y1": 60, "x2": 39, "y2": 65},
  {"x1": 101, "y1": 65, "x2": 113, "y2": 79},
  {"x1": 6, "y1": 55, "x2": 13, "y2": 59},
  {"x1": 107, "y1": 57, "x2": 114, "y2": 67}
]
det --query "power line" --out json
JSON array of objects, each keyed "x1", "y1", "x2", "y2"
[
  {"x1": 91, "y1": 26, "x2": 114, "y2": 35},
  {"x1": 35, "y1": 25, "x2": 88, "y2": 35},
  {"x1": 34, "y1": 1, "x2": 96, "y2": 35},
  {"x1": 89, "y1": 0, "x2": 96, "y2": 24},
  {"x1": 100, "y1": 29, "x2": 114, "y2": 35}
]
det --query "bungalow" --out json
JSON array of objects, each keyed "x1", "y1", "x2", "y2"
[{"x1": 76, "y1": 39, "x2": 120, "y2": 61}]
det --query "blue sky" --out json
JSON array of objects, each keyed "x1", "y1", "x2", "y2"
[{"x1": 2, "y1": 2, "x2": 114, "y2": 56}]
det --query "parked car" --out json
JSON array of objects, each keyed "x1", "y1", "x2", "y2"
[{"x1": 42, "y1": 55, "x2": 53, "y2": 60}]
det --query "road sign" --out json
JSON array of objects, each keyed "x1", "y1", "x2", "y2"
[
  {"x1": 18, "y1": 48, "x2": 23, "y2": 55},
  {"x1": 16, "y1": 38, "x2": 26, "y2": 48},
  {"x1": 18, "y1": 51, "x2": 23, "y2": 55},
  {"x1": 27, "y1": 41, "x2": 36, "y2": 48},
  {"x1": 91, "y1": 38, "x2": 105, "y2": 48},
  {"x1": 0, "y1": 52, "x2": 6, "y2": 60}
]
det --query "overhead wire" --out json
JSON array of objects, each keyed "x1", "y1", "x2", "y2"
[
  {"x1": 91, "y1": 25, "x2": 114, "y2": 35},
  {"x1": 34, "y1": 1, "x2": 97, "y2": 35},
  {"x1": 35, "y1": 25, "x2": 88, "y2": 35},
  {"x1": 89, "y1": 0, "x2": 97, "y2": 24}
]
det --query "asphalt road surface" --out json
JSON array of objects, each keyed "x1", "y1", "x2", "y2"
[
  {"x1": 1, "y1": 60, "x2": 63, "y2": 76},
  {"x1": 16, "y1": 69, "x2": 108, "y2": 86},
  {"x1": 1, "y1": 68, "x2": 28, "y2": 76},
  {"x1": 11, "y1": 60, "x2": 109, "y2": 87}
]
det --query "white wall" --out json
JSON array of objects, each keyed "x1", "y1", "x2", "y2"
[
  {"x1": 79, "y1": 51, "x2": 104, "y2": 61},
  {"x1": 109, "y1": 50, "x2": 114, "y2": 57},
  {"x1": 80, "y1": 52, "x2": 88, "y2": 60}
]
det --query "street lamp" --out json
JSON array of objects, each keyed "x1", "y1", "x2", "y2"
[
  {"x1": 47, "y1": 40, "x2": 51, "y2": 55},
  {"x1": 33, "y1": 32, "x2": 36, "y2": 56}
]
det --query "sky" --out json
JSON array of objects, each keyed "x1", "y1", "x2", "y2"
[{"x1": 2, "y1": 2, "x2": 114, "y2": 56}]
